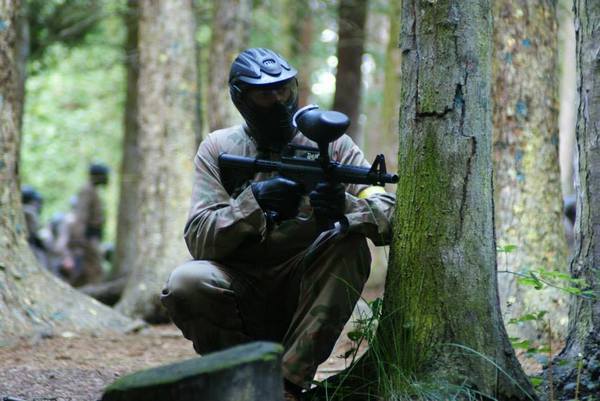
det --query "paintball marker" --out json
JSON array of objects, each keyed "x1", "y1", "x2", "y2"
[{"x1": 218, "y1": 105, "x2": 399, "y2": 193}]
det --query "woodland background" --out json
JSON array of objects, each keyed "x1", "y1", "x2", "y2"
[{"x1": 2, "y1": 0, "x2": 597, "y2": 400}]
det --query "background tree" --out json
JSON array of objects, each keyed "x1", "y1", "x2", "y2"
[
  {"x1": 332, "y1": 0, "x2": 368, "y2": 143},
  {"x1": 206, "y1": 0, "x2": 251, "y2": 132},
  {"x1": 0, "y1": 0, "x2": 132, "y2": 342},
  {"x1": 112, "y1": 0, "x2": 139, "y2": 284},
  {"x1": 373, "y1": 0, "x2": 536, "y2": 398},
  {"x1": 379, "y1": 0, "x2": 401, "y2": 150},
  {"x1": 115, "y1": 0, "x2": 199, "y2": 322},
  {"x1": 557, "y1": 0, "x2": 577, "y2": 199},
  {"x1": 287, "y1": 0, "x2": 315, "y2": 107},
  {"x1": 492, "y1": 0, "x2": 569, "y2": 339},
  {"x1": 552, "y1": 1, "x2": 600, "y2": 398}
]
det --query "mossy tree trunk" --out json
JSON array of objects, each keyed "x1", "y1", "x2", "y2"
[
  {"x1": 206, "y1": 0, "x2": 250, "y2": 132},
  {"x1": 332, "y1": 0, "x2": 368, "y2": 143},
  {"x1": 115, "y1": 0, "x2": 199, "y2": 322},
  {"x1": 492, "y1": 0, "x2": 569, "y2": 341},
  {"x1": 113, "y1": 0, "x2": 140, "y2": 281},
  {"x1": 0, "y1": 0, "x2": 133, "y2": 343},
  {"x1": 373, "y1": 0, "x2": 536, "y2": 398},
  {"x1": 552, "y1": 1, "x2": 600, "y2": 398}
]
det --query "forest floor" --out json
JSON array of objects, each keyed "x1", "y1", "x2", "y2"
[
  {"x1": 0, "y1": 288, "x2": 379, "y2": 401},
  {"x1": 0, "y1": 285, "x2": 545, "y2": 401}
]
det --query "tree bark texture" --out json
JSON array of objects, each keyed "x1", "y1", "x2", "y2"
[
  {"x1": 113, "y1": 0, "x2": 140, "y2": 280},
  {"x1": 115, "y1": 0, "x2": 198, "y2": 321},
  {"x1": 492, "y1": 0, "x2": 569, "y2": 340},
  {"x1": 376, "y1": 0, "x2": 536, "y2": 398},
  {"x1": 552, "y1": 0, "x2": 600, "y2": 398},
  {"x1": 333, "y1": 0, "x2": 368, "y2": 143},
  {"x1": 0, "y1": 0, "x2": 132, "y2": 342},
  {"x1": 207, "y1": 0, "x2": 250, "y2": 132},
  {"x1": 14, "y1": 2, "x2": 28, "y2": 131}
]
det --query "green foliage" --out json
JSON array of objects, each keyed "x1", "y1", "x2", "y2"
[
  {"x1": 499, "y1": 243, "x2": 599, "y2": 393},
  {"x1": 21, "y1": 12, "x2": 126, "y2": 243},
  {"x1": 26, "y1": 0, "x2": 125, "y2": 63}
]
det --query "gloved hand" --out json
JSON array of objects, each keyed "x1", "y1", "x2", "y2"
[
  {"x1": 309, "y1": 182, "x2": 346, "y2": 220},
  {"x1": 251, "y1": 177, "x2": 304, "y2": 221}
]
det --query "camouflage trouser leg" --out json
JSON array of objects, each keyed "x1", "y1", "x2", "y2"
[
  {"x1": 160, "y1": 230, "x2": 371, "y2": 389},
  {"x1": 281, "y1": 231, "x2": 371, "y2": 388},
  {"x1": 160, "y1": 260, "x2": 251, "y2": 354}
]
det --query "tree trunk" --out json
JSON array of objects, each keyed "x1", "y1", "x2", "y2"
[
  {"x1": 113, "y1": 0, "x2": 140, "y2": 281},
  {"x1": 492, "y1": 0, "x2": 569, "y2": 340},
  {"x1": 558, "y1": 0, "x2": 577, "y2": 199},
  {"x1": 552, "y1": 1, "x2": 600, "y2": 398},
  {"x1": 14, "y1": 2, "x2": 28, "y2": 131},
  {"x1": 332, "y1": 0, "x2": 368, "y2": 143},
  {"x1": 0, "y1": 1, "x2": 133, "y2": 343},
  {"x1": 288, "y1": 0, "x2": 314, "y2": 107},
  {"x1": 374, "y1": 0, "x2": 536, "y2": 398},
  {"x1": 115, "y1": 0, "x2": 199, "y2": 322},
  {"x1": 206, "y1": 0, "x2": 251, "y2": 132},
  {"x1": 380, "y1": 0, "x2": 401, "y2": 145}
]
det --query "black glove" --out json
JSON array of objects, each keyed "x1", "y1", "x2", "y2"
[
  {"x1": 309, "y1": 182, "x2": 346, "y2": 220},
  {"x1": 251, "y1": 177, "x2": 304, "y2": 221}
]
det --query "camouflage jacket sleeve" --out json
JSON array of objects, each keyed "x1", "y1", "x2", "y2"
[
  {"x1": 332, "y1": 135, "x2": 396, "y2": 246},
  {"x1": 184, "y1": 134, "x2": 267, "y2": 260}
]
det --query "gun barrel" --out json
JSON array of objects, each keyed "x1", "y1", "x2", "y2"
[{"x1": 218, "y1": 153, "x2": 398, "y2": 187}]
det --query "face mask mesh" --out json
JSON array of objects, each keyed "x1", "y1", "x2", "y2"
[{"x1": 230, "y1": 79, "x2": 299, "y2": 151}]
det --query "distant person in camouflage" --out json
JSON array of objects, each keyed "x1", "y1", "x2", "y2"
[
  {"x1": 68, "y1": 163, "x2": 109, "y2": 287},
  {"x1": 22, "y1": 185, "x2": 48, "y2": 267},
  {"x1": 160, "y1": 48, "x2": 396, "y2": 401}
]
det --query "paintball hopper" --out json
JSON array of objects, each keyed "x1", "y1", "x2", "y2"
[{"x1": 293, "y1": 105, "x2": 349, "y2": 144}]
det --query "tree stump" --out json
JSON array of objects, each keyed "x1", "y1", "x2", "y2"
[{"x1": 101, "y1": 341, "x2": 284, "y2": 401}]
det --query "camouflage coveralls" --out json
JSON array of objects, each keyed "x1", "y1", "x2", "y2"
[
  {"x1": 23, "y1": 203, "x2": 48, "y2": 268},
  {"x1": 161, "y1": 125, "x2": 395, "y2": 388},
  {"x1": 68, "y1": 182, "x2": 104, "y2": 286}
]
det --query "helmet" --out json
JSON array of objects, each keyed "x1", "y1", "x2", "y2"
[
  {"x1": 21, "y1": 185, "x2": 42, "y2": 205},
  {"x1": 89, "y1": 162, "x2": 109, "y2": 185},
  {"x1": 229, "y1": 48, "x2": 299, "y2": 151},
  {"x1": 89, "y1": 162, "x2": 110, "y2": 176}
]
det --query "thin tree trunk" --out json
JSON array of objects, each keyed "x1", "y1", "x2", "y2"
[
  {"x1": 113, "y1": 0, "x2": 140, "y2": 281},
  {"x1": 375, "y1": 0, "x2": 536, "y2": 398},
  {"x1": 115, "y1": 0, "x2": 199, "y2": 322},
  {"x1": 288, "y1": 0, "x2": 314, "y2": 107},
  {"x1": 332, "y1": 0, "x2": 368, "y2": 143},
  {"x1": 552, "y1": 1, "x2": 600, "y2": 398},
  {"x1": 492, "y1": 0, "x2": 569, "y2": 340},
  {"x1": 558, "y1": 0, "x2": 577, "y2": 199},
  {"x1": 380, "y1": 0, "x2": 401, "y2": 151},
  {"x1": 206, "y1": 0, "x2": 250, "y2": 132},
  {"x1": 0, "y1": 1, "x2": 133, "y2": 342}
]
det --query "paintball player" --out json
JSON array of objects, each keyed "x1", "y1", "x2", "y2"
[
  {"x1": 22, "y1": 185, "x2": 48, "y2": 267},
  {"x1": 160, "y1": 48, "x2": 396, "y2": 400},
  {"x1": 67, "y1": 163, "x2": 109, "y2": 287}
]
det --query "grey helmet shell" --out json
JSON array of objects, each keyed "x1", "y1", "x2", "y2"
[{"x1": 229, "y1": 48, "x2": 298, "y2": 87}]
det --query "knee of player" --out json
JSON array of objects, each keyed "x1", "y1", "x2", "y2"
[{"x1": 162, "y1": 260, "x2": 231, "y2": 298}]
